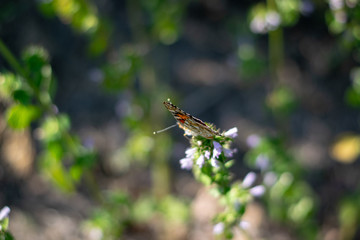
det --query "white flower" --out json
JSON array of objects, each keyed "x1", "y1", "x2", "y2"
[
  {"x1": 329, "y1": 0, "x2": 344, "y2": 10},
  {"x1": 224, "y1": 127, "x2": 238, "y2": 138},
  {"x1": 196, "y1": 155, "x2": 205, "y2": 168},
  {"x1": 0, "y1": 206, "x2": 10, "y2": 221},
  {"x1": 204, "y1": 150, "x2": 211, "y2": 159},
  {"x1": 210, "y1": 158, "x2": 220, "y2": 168},
  {"x1": 239, "y1": 221, "x2": 250, "y2": 230},
  {"x1": 213, "y1": 222, "x2": 225, "y2": 235},
  {"x1": 250, "y1": 16, "x2": 267, "y2": 34},
  {"x1": 249, "y1": 185, "x2": 265, "y2": 197},
  {"x1": 180, "y1": 157, "x2": 193, "y2": 170},
  {"x1": 185, "y1": 148, "x2": 196, "y2": 158},
  {"x1": 242, "y1": 172, "x2": 257, "y2": 189},
  {"x1": 213, "y1": 141, "x2": 222, "y2": 158},
  {"x1": 265, "y1": 11, "x2": 281, "y2": 29}
]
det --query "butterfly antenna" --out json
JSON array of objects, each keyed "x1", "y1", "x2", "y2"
[{"x1": 153, "y1": 124, "x2": 177, "y2": 135}]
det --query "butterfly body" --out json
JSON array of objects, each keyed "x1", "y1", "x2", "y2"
[{"x1": 163, "y1": 101, "x2": 219, "y2": 139}]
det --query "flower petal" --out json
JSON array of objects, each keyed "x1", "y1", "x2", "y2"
[
  {"x1": 0, "y1": 206, "x2": 10, "y2": 221},
  {"x1": 196, "y1": 155, "x2": 205, "y2": 168},
  {"x1": 179, "y1": 157, "x2": 193, "y2": 170},
  {"x1": 242, "y1": 172, "x2": 257, "y2": 188},
  {"x1": 210, "y1": 158, "x2": 220, "y2": 168},
  {"x1": 249, "y1": 185, "x2": 265, "y2": 197},
  {"x1": 224, "y1": 127, "x2": 238, "y2": 138},
  {"x1": 213, "y1": 141, "x2": 222, "y2": 158},
  {"x1": 246, "y1": 134, "x2": 261, "y2": 148},
  {"x1": 255, "y1": 154, "x2": 269, "y2": 171},
  {"x1": 213, "y1": 222, "x2": 225, "y2": 235},
  {"x1": 185, "y1": 148, "x2": 197, "y2": 158},
  {"x1": 204, "y1": 150, "x2": 211, "y2": 159}
]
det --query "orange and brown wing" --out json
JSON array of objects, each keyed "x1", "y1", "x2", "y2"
[{"x1": 163, "y1": 101, "x2": 219, "y2": 138}]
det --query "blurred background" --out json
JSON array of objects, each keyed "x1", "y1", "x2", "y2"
[{"x1": 0, "y1": 0, "x2": 360, "y2": 239}]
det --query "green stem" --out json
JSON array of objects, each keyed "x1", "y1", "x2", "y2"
[
  {"x1": 267, "y1": 0, "x2": 284, "y2": 84},
  {"x1": 268, "y1": 28, "x2": 284, "y2": 84},
  {"x1": 0, "y1": 38, "x2": 27, "y2": 78}
]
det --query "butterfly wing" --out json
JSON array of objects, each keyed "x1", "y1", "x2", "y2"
[{"x1": 163, "y1": 101, "x2": 219, "y2": 138}]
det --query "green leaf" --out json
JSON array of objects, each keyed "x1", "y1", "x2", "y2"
[
  {"x1": 40, "y1": 114, "x2": 71, "y2": 141},
  {"x1": 12, "y1": 89, "x2": 31, "y2": 105},
  {"x1": 6, "y1": 104, "x2": 41, "y2": 129},
  {"x1": 224, "y1": 160, "x2": 235, "y2": 168},
  {"x1": 345, "y1": 88, "x2": 360, "y2": 108},
  {"x1": 0, "y1": 73, "x2": 21, "y2": 101},
  {"x1": 40, "y1": 152, "x2": 74, "y2": 193}
]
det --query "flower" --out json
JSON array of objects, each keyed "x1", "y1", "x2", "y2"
[
  {"x1": 250, "y1": 15, "x2": 267, "y2": 34},
  {"x1": 180, "y1": 157, "x2": 193, "y2": 170},
  {"x1": 213, "y1": 141, "x2": 222, "y2": 158},
  {"x1": 0, "y1": 206, "x2": 10, "y2": 221},
  {"x1": 249, "y1": 185, "x2": 265, "y2": 197},
  {"x1": 213, "y1": 222, "x2": 225, "y2": 235},
  {"x1": 185, "y1": 148, "x2": 197, "y2": 158},
  {"x1": 264, "y1": 172, "x2": 277, "y2": 186},
  {"x1": 329, "y1": 0, "x2": 344, "y2": 10},
  {"x1": 204, "y1": 150, "x2": 211, "y2": 159},
  {"x1": 255, "y1": 154, "x2": 269, "y2": 171},
  {"x1": 239, "y1": 221, "x2": 250, "y2": 230},
  {"x1": 224, "y1": 127, "x2": 238, "y2": 138},
  {"x1": 246, "y1": 134, "x2": 261, "y2": 148},
  {"x1": 224, "y1": 148, "x2": 237, "y2": 158},
  {"x1": 210, "y1": 158, "x2": 220, "y2": 168},
  {"x1": 242, "y1": 172, "x2": 257, "y2": 189},
  {"x1": 196, "y1": 155, "x2": 205, "y2": 168},
  {"x1": 265, "y1": 11, "x2": 281, "y2": 29}
]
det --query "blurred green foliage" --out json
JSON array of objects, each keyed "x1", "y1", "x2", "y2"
[
  {"x1": 83, "y1": 191, "x2": 189, "y2": 240},
  {"x1": 246, "y1": 137, "x2": 317, "y2": 239},
  {"x1": 0, "y1": 44, "x2": 96, "y2": 193},
  {"x1": 266, "y1": 86, "x2": 297, "y2": 117}
]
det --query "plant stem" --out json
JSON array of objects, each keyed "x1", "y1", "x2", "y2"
[
  {"x1": 0, "y1": 38, "x2": 27, "y2": 78},
  {"x1": 267, "y1": 0, "x2": 284, "y2": 84}
]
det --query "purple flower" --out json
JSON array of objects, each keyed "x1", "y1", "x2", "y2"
[
  {"x1": 185, "y1": 148, "x2": 197, "y2": 158},
  {"x1": 213, "y1": 222, "x2": 225, "y2": 235},
  {"x1": 83, "y1": 137, "x2": 95, "y2": 150},
  {"x1": 249, "y1": 185, "x2": 265, "y2": 197},
  {"x1": 210, "y1": 158, "x2": 220, "y2": 168},
  {"x1": 204, "y1": 150, "x2": 211, "y2": 159},
  {"x1": 224, "y1": 148, "x2": 237, "y2": 158},
  {"x1": 255, "y1": 154, "x2": 269, "y2": 171},
  {"x1": 0, "y1": 206, "x2": 10, "y2": 221},
  {"x1": 242, "y1": 172, "x2": 256, "y2": 189},
  {"x1": 246, "y1": 134, "x2": 261, "y2": 148},
  {"x1": 264, "y1": 172, "x2": 277, "y2": 186},
  {"x1": 224, "y1": 127, "x2": 238, "y2": 138},
  {"x1": 301, "y1": 0, "x2": 314, "y2": 15},
  {"x1": 88, "y1": 68, "x2": 104, "y2": 83},
  {"x1": 213, "y1": 141, "x2": 222, "y2": 159},
  {"x1": 196, "y1": 155, "x2": 205, "y2": 168},
  {"x1": 180, "y1": 157, "x2": 193, "y2": 170}
]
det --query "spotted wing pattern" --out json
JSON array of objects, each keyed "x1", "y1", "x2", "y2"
[{"x1": 163, "y1": 101, "x2": 219, "y2": 139}]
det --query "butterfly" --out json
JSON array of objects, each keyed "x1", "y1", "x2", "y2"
[{"x1": 163, "y1": 101, "x2": 220, "y2": 139}]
